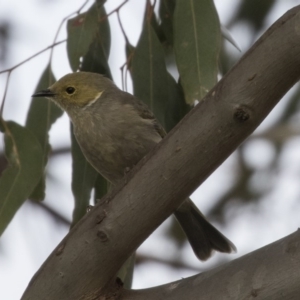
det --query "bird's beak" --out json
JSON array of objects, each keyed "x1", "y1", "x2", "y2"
[{"x1": 32, "y1": 89, "x2": 56, "y2": 98}]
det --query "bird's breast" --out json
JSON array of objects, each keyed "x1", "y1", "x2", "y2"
[{"x1": 72, "y1": 113, "x2": 161, "y2": 184}]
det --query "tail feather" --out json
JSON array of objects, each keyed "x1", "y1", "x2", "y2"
[{"x1": 174, "y1": 199, "x2": 236, "y2": 261}]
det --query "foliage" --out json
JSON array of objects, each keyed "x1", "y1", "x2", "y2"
[{"x1": 0, "y1": 0, "x2": 223, "y2": 235}]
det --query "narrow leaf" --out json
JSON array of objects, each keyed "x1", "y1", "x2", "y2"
[
  {"x1": 0, "y1": 121, "x2": 43, "y2": 235},
  {"x1": 25, "y1": 64, "x2": 63, "y2": 200},
  {"x1": 158, "y1": 0, "x2": 176, "y2": 46},
  {"x1": 174, "y1": 0, "x2": 221, "y2": 104},
  {"x1": 131, "y1": 6, "x2": 169, "y2": 127},
  {"x1": 232, "y1": 0, "x2": 275, "y2": 31},
  {"x1": 70, "y1": 127, "x2": 98, "y2": 226},
  {"x1": 67, "y1": 0, "x2": 111, "y2": 78},
  {"x1": 221, "y1": 25, "x2": 241, "y2": 52},
  {"x1": 94, "y1": 174, "x2": 108, "y2": 202},
  {"x1": 67, "y1": 0, "x2": 111, "y2": 224},
  {"x1": 164, "y1": 74, "x2": 191, "y2": 133}
]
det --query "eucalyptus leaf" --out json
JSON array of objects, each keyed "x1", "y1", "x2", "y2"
[
  {"x1": 67, "y1": 0, "x2": 111, "y2": 225},
  {"x1": 164, "y1": 74, "x2": 191, "y2": 133},
  {"x1": 94, "y1": 174, "x2": 108, "y2": 203},
  {"x1": 70, "y1": 127, "x2": 98, "y2": 226},
  {"x1": 25, "y1": 64, "x2": 63, "y2": 201},
  {"x1": 221, "y1": 25, "x2": 241, "y2": 52},
  {"x1": 158, "y1": 0, "x2": 176, "y2": 46},
  {"x1": 231, "y1": 0, "x2": 275, "y2": 31},
  {"x1": 67, "y1": 0, "x2": 111, "y2": 78},
  {"x1": 131, "y1": 7, "x2": 169, "y2": 127},
  {"x1": 0, "y1": 121, "x2": 43, "y2": 235},
  {"x1": 174, "y1": 0, "x2": 221, "y2": 104}
]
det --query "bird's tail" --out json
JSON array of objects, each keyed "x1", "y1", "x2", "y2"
[{"x1": 174, "y1": 198, "x2": 236, "y2": 261}]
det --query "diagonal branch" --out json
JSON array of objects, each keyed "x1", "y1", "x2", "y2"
[{"x1": 21, "y1": 6, "x2": 300, "y2": 300}]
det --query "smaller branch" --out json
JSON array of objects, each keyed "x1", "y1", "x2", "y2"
[
  {"x1": 136, "y1": 253, "x2": 208, "y2": 273},
  {"x1": 0, "y1": 71, "x2": 11, "y2": 117},
  {"x1": 146, "y1": 0, "x2": 155, "y2": 22},
  {"x1": 99, "y1": 0, "x2": 129, "y2": 22},
  {"x1": 122, "y1": 231, "x2": 300, "y2": 300},
  {"x1": 152, "y1": 0, "x2": 157, "y2": 10},
  {"x1": 34, "y1": 197, "x2": 213, "y2": 274},
  {"x1": 32, "y1": 201, "x2": 71, "y2": 227},
  {"x1": 0, "y1": 39, "x2": 66, "y2": 113},
  {"x1": 0, "y1": 40, "x2": 65, "y2": 75},
  {"x1": 48, "y1": 0, "x2": 90, "y2": 67},
  {"x1": 0, "y1": 145, "x2": 71, "y2": 175},
  {"x1": 0, "y1": 1, "x2": 89, "y2": 113},
  {"x1": 117, "y1": 10, "x2": 132, "y2": 92},
  {"x1": 117, "y1": 10, "x2": 130, "y2": 46}
]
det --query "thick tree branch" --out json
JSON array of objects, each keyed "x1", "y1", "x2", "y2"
[
  {"x1": 122, "y1": 230, "x2": 300, "y2": 300},
  {"x1": 22, "y1": 6, "x2": 300, "y2": 300}
]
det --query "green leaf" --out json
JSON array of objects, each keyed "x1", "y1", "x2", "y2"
[
  {"x1": 164, "y1": 74, "x2": 191, "y2": 133},
  {"x1": 158, "y1": 0, "x2": 176, "y2": 46},
  {"x1": 67, "y1": 0, "x2": 111, "y2": 78},
  {"x1": 67, "y1": 0, "x2": 112, "y2": 224},
  {"x1": 131, "y1": 6, "x2": 169, "y2": 127},
  {"x1": 0, "y1": 121, "x2": 43, "y2": 235},
  {"x1": 94, "y1": 174, "x2": 108, "y2": 203},
  {"x1": 25, "y1": 64, "x2": 63, "y2": 200},
  {"x1": 70, "y1": 127, "x2": 98, "y2": 226},
  {"x1": 232, "y1": 0, "x2": 275, "y2": 31},
  {"x1": 174, "y1": 0, "x2": 221, "y2": 104}
]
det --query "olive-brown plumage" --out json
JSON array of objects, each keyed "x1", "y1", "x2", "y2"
[{"x1": 32, "y1": 72, "x2": 236, "y2": 260}]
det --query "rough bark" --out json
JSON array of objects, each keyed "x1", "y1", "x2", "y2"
[{"x1": 22, "y1": 6, "x2": 300, "y2": 300}]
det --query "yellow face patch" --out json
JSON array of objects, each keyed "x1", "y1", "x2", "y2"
[{"x1": 46, "y1": 72, "x2": 114, "y2": 109}]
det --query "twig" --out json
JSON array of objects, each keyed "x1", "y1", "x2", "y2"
[
  {"x1": 33, "y1": 201, "x2": 71, "y2": 227},
  {"x1": 48, "y1": 0, "x2": 90, "y2": 69},
  {"x1": 33, "y1": 198, "x2": 212, "y2": 274},
  {"x1": 117, "y1": 10, "x2": 131, "y2": 92},
  {"x1": 99, "y1": 0, "x2": 129, "y2": 23},
  {"x1": 135, "y1": 253, "x2": 208, "y2": 273},
  {"x1": 0, "y1": 71, "x2": 11, "y2": 117},
  {"x1": 117, "y1": 9, "x2": 129, "y2": 45},
  {"x1": 0, "y1": 40, "x2": 66, "y2": 75},
  {"x1": 0, "y1": 40, "x2": 65, "y2": 116},
  {"x1": 0, "y1": 0, "x2": 90, "y2": 114}
]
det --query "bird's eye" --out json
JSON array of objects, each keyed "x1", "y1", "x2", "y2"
[{"x1": 66, "y1": 87, "x2": 75, "y2": 94}]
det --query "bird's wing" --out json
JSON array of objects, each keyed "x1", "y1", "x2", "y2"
[
  {"x1": 123, "y1": 92, "x2": 167, "y2": 139},
  {"x1": 137, "y1": 104, "x2": 166, "y2": 139}
]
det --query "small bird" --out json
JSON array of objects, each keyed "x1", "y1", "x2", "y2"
[{"x1": 32, "y1": 72, "x2": 236, "y2": 261}]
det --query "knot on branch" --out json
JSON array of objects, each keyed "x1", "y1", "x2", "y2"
[
  {"x1": 97, "y1": 230, "x2": 109, "y2": 242},
  {"x1": 234, "y1": 105, "x2": 251, "y2": 122}
]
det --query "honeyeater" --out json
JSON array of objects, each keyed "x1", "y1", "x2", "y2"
[{"x1": 32, "y1": 72, "x2": 236, "y2": 261}]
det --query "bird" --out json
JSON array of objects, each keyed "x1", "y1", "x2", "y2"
[{"x1": 32, "y1": 71, "x2": 236, "y2": 261}]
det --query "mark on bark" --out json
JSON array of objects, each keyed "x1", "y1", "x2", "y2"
[
  {"x1": 175, "y1": 146, "x2": 181, "y2": 153},
  {"x1": 97, "y1": 230, "x2": 108, "y2": 242},
  {"x1": 234, "y1": 106, "x2": 251, "y2": 122},
  {"x1": 284, "y1": 239, "x2": 299, "y2": 256},
  {"x1": 248, "y1": 74, "x2": 257, "y2": 81},
  {"x1": 56, "y1": 243, "x2": 65, "y2": 256},
  {"x1": 96, "y1": 210, "x2": 107, "y2": 224}
]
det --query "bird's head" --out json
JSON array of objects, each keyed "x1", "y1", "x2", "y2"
[{"x1": 32, "y1": 72, "x2": 114, "y2": 111}]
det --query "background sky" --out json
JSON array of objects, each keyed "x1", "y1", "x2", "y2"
[{"x1": 1, "y1": 1, "x2": 300, "y2": 299}]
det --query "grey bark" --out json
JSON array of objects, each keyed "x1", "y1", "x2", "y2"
[
  {"x1": 22, "y1": 6, "x2": 300, "y2": 300},
  {"x1": 122, "y1": 231, "x2": 300, "y2": 300}
]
